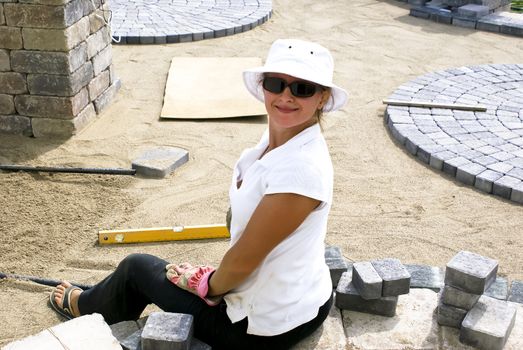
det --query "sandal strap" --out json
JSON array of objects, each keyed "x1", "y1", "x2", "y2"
[{"x1": 62, "y1": 286, "x2": 82, "y2": 317}]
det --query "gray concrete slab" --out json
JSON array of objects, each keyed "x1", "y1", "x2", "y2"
[{"x1": 132, "y1": 147, "x2": 189, "y2": 179}]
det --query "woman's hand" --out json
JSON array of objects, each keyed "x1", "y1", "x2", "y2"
[{"x1": 166, "y1": 262, "x2": 222, "y2": 306}]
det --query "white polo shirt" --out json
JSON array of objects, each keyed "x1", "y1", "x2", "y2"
[{"x1": 224, "y1": 123, "x2": 333, "y2": 336}]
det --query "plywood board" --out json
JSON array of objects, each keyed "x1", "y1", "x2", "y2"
[{"x1": 160, "y1": 57, "x2": 267, "y2": 119}]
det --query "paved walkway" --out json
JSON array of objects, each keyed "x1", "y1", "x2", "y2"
[
  {"x1": 108, "y1": 0, "x2": 272, "y2": 45},
  {"x1": 386, "y1": 64, "x2": 523, "y2": 204}
]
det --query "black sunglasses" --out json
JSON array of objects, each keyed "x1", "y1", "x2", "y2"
[{"x1": 262, "y1": 77, "x2": 319, "y2": 98}]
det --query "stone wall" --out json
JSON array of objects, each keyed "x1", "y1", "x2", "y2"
[{"x1": 0, "y1": 0, "x2": 119, "y2": 138}]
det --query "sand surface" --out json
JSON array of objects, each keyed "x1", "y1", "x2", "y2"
[{"x1": 1, "y1": 0, "x2": 522, "y2": 346}]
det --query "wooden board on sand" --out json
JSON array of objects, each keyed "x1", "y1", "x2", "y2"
[{"x1": 160, "y1": 57, "x2": 267, "y2": 119}]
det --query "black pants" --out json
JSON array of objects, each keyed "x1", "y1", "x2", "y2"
[{"x1": 78, "y1": 253, "x2": 333, "y2": 350}]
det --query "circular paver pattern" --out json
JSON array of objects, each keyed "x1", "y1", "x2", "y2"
[
  {"x1": 386, "y1": 64, "x2": 523, "y2": 204},
  {"x1": 108, "y1": 0, "x2": 273, "y2": 44}
]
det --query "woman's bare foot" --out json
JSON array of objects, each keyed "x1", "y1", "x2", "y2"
[{"x1": 52, "y1": 281, "x2": 82, "y2": 318}]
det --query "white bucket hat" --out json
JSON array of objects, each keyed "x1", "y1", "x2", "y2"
[{"x1": 243, "y1": 39, "x2": 348, "y2": 113}]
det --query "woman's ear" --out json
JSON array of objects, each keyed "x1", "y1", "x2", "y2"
[{"x1": 318, "y1": 89, "x2": 331, "y2": 109}]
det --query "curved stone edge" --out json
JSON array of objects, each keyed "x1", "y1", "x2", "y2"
[
  {"x1": 385, "y1": 64, "x2": 523, "y2": 205},
  {"x1": 111, "y1": 10, "x2": 273, "y2": 45}
]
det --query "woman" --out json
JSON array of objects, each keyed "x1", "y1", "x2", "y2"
[{"x1": 50, "y1": 38, "x2": 348, "y2": 349}]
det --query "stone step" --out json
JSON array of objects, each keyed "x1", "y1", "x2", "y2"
[{"x1": 371, "y1": 258, "x2": 411, "y2": 297}]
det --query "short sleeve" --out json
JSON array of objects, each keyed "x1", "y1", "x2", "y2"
[{"x1": 264, "y1": 157, "x2": 332, "y2": 203}]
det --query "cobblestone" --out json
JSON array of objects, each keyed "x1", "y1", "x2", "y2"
[
  {"x1": 386, "y1": 64, "x2": 523, "y2": 204},
  {"x1": 108, "y1": 0, "x2": 273, "y2": 45}
]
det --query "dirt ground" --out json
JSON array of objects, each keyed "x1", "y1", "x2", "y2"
[{"x1": 1, "y1": 0, "x2": 522, "y2": 346}]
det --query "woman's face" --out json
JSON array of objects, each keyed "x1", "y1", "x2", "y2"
[{"x1": 262, "y1": 73, "x2": 329, "y2": 131}]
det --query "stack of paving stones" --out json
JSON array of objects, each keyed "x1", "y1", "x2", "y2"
[
  {"x1": 0, "y1": 0, "x2": 120, "y2": 138},
  {"x1": 110, "y1": 0, "x2": 273, "y2": 45},
  {"x1": 394, "y1": 0, "x2": 523, "y2": 37},
  {"x1": 385, "y1": 64, "x2": 523, "y2": 204},
  {"x1": 335, "y1": 258, "x2": 411, "y2": 317},
  {"x1": 437, "y1": 250, "x2": 517, "y2": 350},
  {"x1": 110, "y1": 311, "x2": 211, "y2": 350}
]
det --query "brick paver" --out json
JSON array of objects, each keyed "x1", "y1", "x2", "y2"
[
  {"x1": 386, "y1": 64, "x2": 523, "y2": 204},
  {"x1": 107, "y1": 0, "x2": 273, "y2": 44}
]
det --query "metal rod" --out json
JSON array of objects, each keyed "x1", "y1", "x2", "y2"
[
  {"x1": 0, "y1": 272, "x2": 92, "y2": 290},
  {"x1": 383, "y1": 99, "x2": 487, "y2": 112},
  {"x1": 0, "y1": 164, "x2": 136, "y2": 176}
]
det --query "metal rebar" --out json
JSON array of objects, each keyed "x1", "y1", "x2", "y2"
[
  {"x1": 0, "y1": 164, "x2": 136, "y2": 176},
  {"x1": 0, "y1": 272, "x2": 93, "y2": 290}
]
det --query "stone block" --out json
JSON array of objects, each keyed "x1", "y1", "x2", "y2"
[
  {"x1": 437, "y1": 299, "x2": 468, "y2": 328},
  {"x1": 456, "y1": 163, "x2": 486, "y2": 186},
  {"x1": 190, "y1": 339, "x2": 212, "y2": 350},
  {"x1": 457, "y1": 4, "x2": 490, "y2": 18},
  {"x1": 121, "y1": 329, "x2": 142, "y2": 350},
  {"x1": 6, "y1": 0, "x2": 87, "y2": 28},
  {"x1": 477, "y1": 19, "x2": 501, "y2": 33},
  {"x1": 93, "y1": 78, "x2": 120, "y2": 113},
  {"x1": 2, "y1": 313, "x2": 121, "y2": 349},
  {"x1": 460, "y1": 296, "x2": 517, "y2": 350},
  {"x1": 0, "y1": 49, "x2": 9, "y2": 71},
  {"x1": 0, "y1": 114, "x2": 32, "y2": 136},
  {"x1": 335, "y1": 272, "x2": 398, "y2": 317},
  {"x1": 89, "y1": 5, "x2": 109, "y2": 34},
  {"x1": 86, "y1": 26, "x2": 111, "y2": 59},
  {"x1": 88, "y1": 69, "x2": 109, "y2": 100},
  {"x1": 429, "y1": 150, "x2": 456, "y2": 170},
  {"x1": 475, "y1": 169, "x2": 503, "y2": 193},
  {"x1": 132, "y1": 147, "x2": 189, "y2": 179},
  {"x1": 325, "y1": 246, "x2": 350, "y2": 288},
  {"x1": 500, "y1": 23, "x2": 523, "y2": 37},
  {"x1": 31, "y1": 102, "x2": 96, "y2": 137},
  {"x1": 445, "y1": 250, "x2": 498, "y2": 294},
  {"x1": 441, "y1": 285, "x2": 481, "y2": 310},
  {"x1": 11, "y1": 43, "x2": 87, "y2": 74},
  {"x1": 91, "y1": 43, "x2": 112, "y2": 75},
  {"x1": 493, "y1": 175, "x2": 521, "y2": 199},
  {"x1": 404, "y1": 264, "x2": 444, "y2": 292},
  {"x1": 0, "y1": 72, "x2": 27, "y2": 94},
  {"x1": 0, "y1": 94, "x2": 15, "y2": 115},
  {"x1": 27, "y1": 61, "x2": 93, "y2": 96},
  {"x1": 22, "y1": 16, "x2": 90, "y2": 52},
  {"x1": 0, "y1": 3, "x2": 4, "y2": 25},
  {"x1": 443, "y1": 156, "x2": 471, "y2": 177},
  {"x1": 508, "y1": 280, "x2": 523, "y2": 304},
  {"x1": 485, "y1": 276, "x2": 508, "y2": 301},
  {"x1": 452, "y1": 17, "x2": 477, "y2": 29},
  {"x1": 371, "y1": 258, "x2": 411, "y2": 296},
  {"x1": 0, "y1": 26, "x2": 23, "y2": 49},
  {"x1": 352, "y1": 262, "x2": 383, "y2": 300},
  {"x1": 15, "y1": 87, "x2": 89, "y2": 118},
  {"x1": 410, "y1": 7, "x2": 431, "y2": 19},
  {"x1": 110, "y1": 320, "x2": 139, "y2": 343},
  {"x1": 444, "y1": 0, "x2": 469, "y2": 6},
  {"x1": 141, "y1": 312, "x2": 194, "y2": 350}
]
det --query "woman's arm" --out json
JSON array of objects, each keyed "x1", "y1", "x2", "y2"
[{"x1": 207, "y1": 193, "x2": 320, "y2": 296}]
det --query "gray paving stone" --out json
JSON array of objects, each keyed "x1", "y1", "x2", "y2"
[
  {"x1": 404, "y1": 264, "x2": 444, "y2": 292},
  {"x1": 456, "y1": 162, "x2": 487, "y2": 186},
  {"x1": 121, "y1": 328, "x2": 142, "y2": 350},
  {"x1": 460, "y1": 296, "x2": 517, "y2": 350},
  {"x1": 429, "y1": 150, "x2": 457, "y2": 170},
  {"x1": 511, "y1": 181, "x2": 523, "y2": 203},
  {"x1": 335, "y1": 272, "x2": 398, "y2": 317},
  {"x1": 508, "y1": 280, "x2": 523, "y2": 304},
  {"x1": 441, "y1": 285, "x2": 481, "y2": 310},
  {"x1": 487, "y1": 161, "x2": 514, "y2": 174},
  {"x1": 132, "y1": 147, "x2": 189, "y2": 179},
  {"x1": 484, "y1": 276, "x2": 508, "y2": 301},
  {"x1": 325, "y1": 245, "x2": 350, "y2": 288},
  {"x1": 141, "y1": 312, "x2": 194, "y2": 350},
  {"x1": 475, "y1": 168, "x2": 504, "y2": 192},
  {"x1": 371, "y1": 258, "x2": 411, "y2": 297},
  {"x1": 110, "y1": 320, "x2": 139, "y2": 343},
  {"x1": 445, "y1": 250, "x2": 498, "y2": 294},
  {"x1": 437, "y1": 298, "x2": 468, "y2": 328},
  {"x1": 352, "y1": 262, "x2": 383, "y2": 300},
  {"x1": 493, "y1": 175, "x2": 521, "y2": 199},
  {"x1": 443, "y1": 156, "x2": 471, "y2": 177}
]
